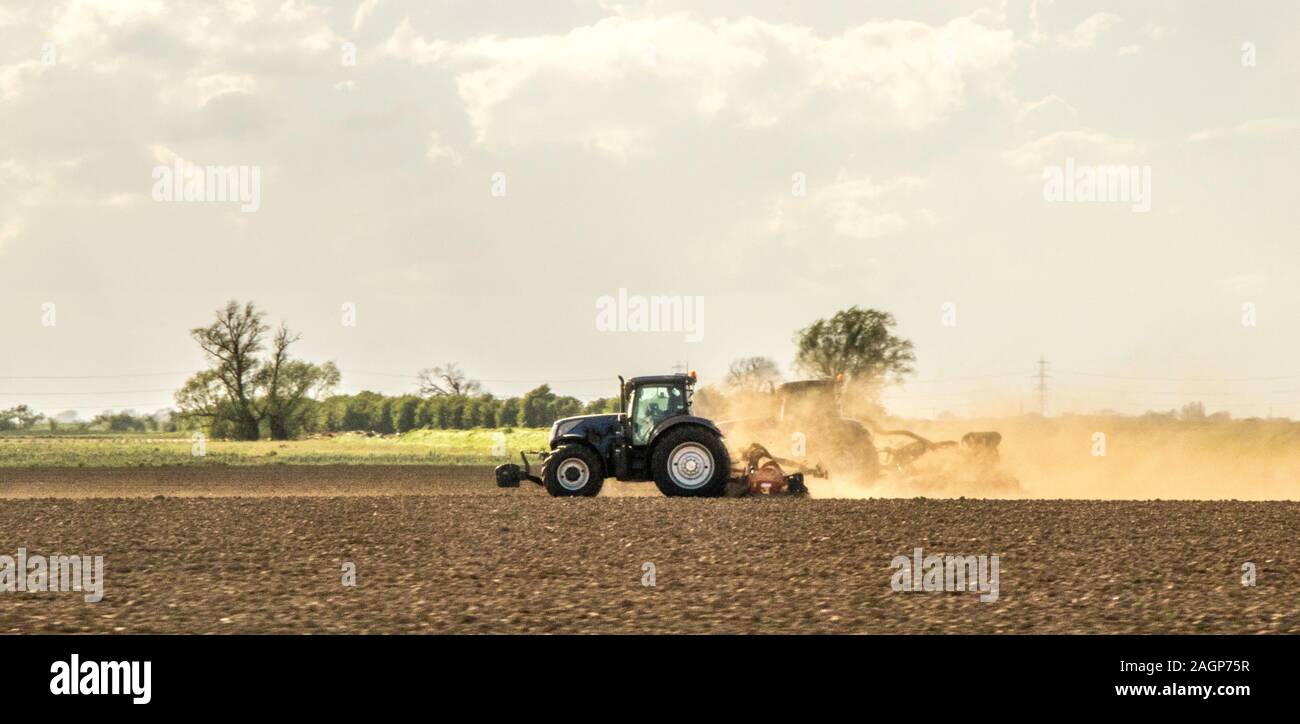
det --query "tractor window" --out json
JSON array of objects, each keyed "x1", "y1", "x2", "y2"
[{"x1": 631, "y1": 385, "x2": 685, "y2": 445}]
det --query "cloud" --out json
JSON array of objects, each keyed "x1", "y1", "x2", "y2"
[
  {"x1": 0, "y1": 157, "x2": 59, "y2": 208},
  {"x1": 1056, "y1": 13, "x2": 1121, "y2": 49},
  {"x1": 1023, "y1": 0, "x2": 1047, "y2": 46},
  {"x1": 1144, "y1": 23, "x2": 1176, "y2": 41},
  {"x1": 48, "y1": 0, "x2": 167, "y2": 50},
  {"x1": 425, "y1": 130, "x2": 461, "y2": 164},
  {"x1": 299, "y1": 23, "x2": 344, "y2": 53},
  {"x1": 1216, "y1": 273, "x2": 1266, "y2": 294},
  {"x1": 0, "y1": 60, "x2": 43, "y2": 103},
  {"x1": 1004, "y1": 129, "x2": 1144, "y2": 169},
  {"x1": 385, "y1": 11, "x2": 1017, "y2": 157},
  {"x1": 1016, "y1": 94, "x2": 1077, "y2": 126},
  {"x1": 1187, "y1": 118, "x2": 1300, "y2": 143},
  {"x1": 353, "y1": 0, "x2": 382, "y2": 32},
  {"x1": 98, "y1": 192, "x2": 141, "y2": 207},
  {"x1": 769, "y1": 171, "x2": 932, "y2": 241},
  {"x1": 0, "y1": 220, "x2": 18, "y2": 251},
  {"x1": 159, "y1": 73, "x2": 258, "y2": 109}
]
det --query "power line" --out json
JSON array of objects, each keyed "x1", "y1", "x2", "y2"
[
  {"x1": 0, "y1": 389, "x2": 176, "y2": 396},
  {"x1": 340, "y1": 370, "x2": 418, "y2": 379},
  {"x1": 1055, "y1": 369, "x2": 1300, "y2": 382},
  {"x1": 1051, "y1": 381, "x2": 1300, "y2": 398},
  {"x1": 341, "y1": 370, "x2": 610, "y2": 383},
  {"x1": 16, "y1": 402, "x2": 177, "y2": 410},
  {"x1": 0, "y1": 372, "x2": 191, "y2": 380},
  {"x1": 903, "y1": 371, "x2": 1031, "y2": 383},
  {"x1": 1051, "y1": 396, "x2": 1300, "y2": 411},
  {"x1": 885, "y1": 385, "x2": 1028, "y2": 400},
  {"x1": 1033, "y1": 355, "x2": 1050, "y2": 416}
]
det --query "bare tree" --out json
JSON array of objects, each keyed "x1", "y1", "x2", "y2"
[
  {"x1": 417, "y1": 363, "x2": 482, "y2": 397},
  {"x1": 724, "y1": 356, "x2": 781, "y2": 393},
  {"x1": 180, "y1": 301, "x2": 338, "y2": 440},
  {"x1": 258, "y1": 325, "x2": 340, "y2": 440},
  {"x1": 189, "y1": 301, "x2": 267, "y2": 440}
]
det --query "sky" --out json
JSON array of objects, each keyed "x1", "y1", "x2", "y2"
[{"x1": 2, "y1": 0, "x2": 1299, "y2": 419}]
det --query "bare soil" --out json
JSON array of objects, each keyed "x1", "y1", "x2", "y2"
[{"x1": 0, "y1": 466, "x2": 1295, "y2": 633}]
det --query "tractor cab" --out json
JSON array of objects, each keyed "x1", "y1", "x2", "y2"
[
  {"x1": 622, "y1": 374, "x2": 693, "y2": 445},
  {"x1": 776, "y1": 379, "x2": 841, "y2": 423},
  {"x1": 613, "y1": 373, "x2": 698, "y2": 480}
]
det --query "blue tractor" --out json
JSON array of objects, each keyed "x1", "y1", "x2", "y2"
[{"x1": 495, "y1": 373, "x2": 736, "y2": 497}]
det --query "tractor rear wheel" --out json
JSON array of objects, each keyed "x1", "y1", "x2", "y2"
[
  {"x1": 652, "y1": 427, "x2": 731, "y2": 497},
  {"x1": 543, "y1": 445, "x2": 604, "y2": 497}
]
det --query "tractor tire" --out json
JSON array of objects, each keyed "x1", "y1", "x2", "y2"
[
  {"x1": 543, "y1": 444, "x2": 604, "y2": 497},
  {"x1": 652, "y1": 426, "x2": 731, "y2": 497}
]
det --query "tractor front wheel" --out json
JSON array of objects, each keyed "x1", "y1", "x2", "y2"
[
  {"x1": 543, "y1": 445, "x2": 604, "y2": 497},
  {"x1": 652, "y1": 427, "x2": 731, "y2": 497}
]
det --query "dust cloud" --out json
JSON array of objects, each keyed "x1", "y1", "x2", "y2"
[
  {"x1": 830, "y1": 415, "x2": 1300, "y2": 501},
  {"x1": 699, "y1": 384, "x2": 1300, "y2": 501}
]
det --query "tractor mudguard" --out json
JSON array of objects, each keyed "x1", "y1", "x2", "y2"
[{"x1": 647, "y1": 415, "x2": 724, "y2": 449}]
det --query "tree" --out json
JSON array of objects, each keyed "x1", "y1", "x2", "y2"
[
  {"x1": 390, "y1": 395, "x2": 421, "y2": 433},
  {"x1": 518, "y1": 385, "x2": 557, "y2": 427},
  {"x1": 53, "y1": 410, "x2": 80, "y2": 424},
  {"x1": 0, "y1": 405, "x2": 45, "y2": 431},
  {"x1": 416, "y1": 396, "x2": 442, "y2": 428},
  {"x1": 342, "y1": 391, "x2": 385, "y2": 431},
  {"x1": 374, "y1": 397, "x2": 396, "y2": 434},
  {"x1": 794, "y1": 307, "x2": 915, "y2": 385},
  {"x1": 179, "y1": 301, "x2": 338, "y2": 440},
  {"x1": 1179, "y1": 401, "x2": 1206, "y2": 421},
  {"x1": 553, "y1": 395, "x2": 582, "y2": 420},
  {"x1": 257, "y1": 325, "x2": 340, "y2": 439},
  {"x1": 582, "y1": 397, "x2": 619, "y2": 415},
  {"x1": 174, "y1": 369, "x2": 231, "y2": 431},
  {"x1": 691, "y1": 386, "x2": 727, "y2": 419},
  {"x1": 464, "y1": 396, "x2": 486, "y2": 428},
  {"x1": 416, "y1": 363, "x2": 482, "y2": 397},
  {"x1": 443, "y1": 396, "x2": 466, "y2": 429},
  {"x1": 187, "y1": 301, "x2": 268, "y2": 440},
  {"x1": 725, "y1": 356, "x2": 781, "y2": 392},
  {"x1": 316, "y1": 396, "x2": 349, "y2": 431},
  {"x1": 92, "y1": 410, "x2": 147, "y2": 432},
  {"x1": 495, "y1": 397, "x2": 521, "y2": 428},
  {"x1": 478, "y1": 395, "x2": 500, "y2": 428}
]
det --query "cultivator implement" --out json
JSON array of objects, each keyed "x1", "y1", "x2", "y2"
[{"x1": 729, "y1": 443, "x2": 827, "y2": 496}]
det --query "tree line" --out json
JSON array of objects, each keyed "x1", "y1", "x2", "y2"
[
  {"x1": 0, "y1": 406, "x2": 178, "y2": 433},
  {"x1": 166, "y1": 301, "x2": 917, "y2": 440},
  {"x1": 172, "y1": 301, "x2": 631, "y2": 439},
  {"x1": 305, "y1": 387, "x2": 618, "y2": 436}
]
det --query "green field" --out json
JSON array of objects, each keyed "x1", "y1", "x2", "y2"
[{"x1": 0, "y1": 429, "x2": 551, "y2": 467}]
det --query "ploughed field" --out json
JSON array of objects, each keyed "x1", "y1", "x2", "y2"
[{"x1": 0, "y1": 465, "x2": 1295, "y2": 633}]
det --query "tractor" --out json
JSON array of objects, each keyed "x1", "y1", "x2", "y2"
[
  {"x1": 716, "y1": 378, "x2": 880, "y2": 484},
  {"x1": 716, "y1": 377, "x2": 1007, "y2": 486},
  {"x1": 494, "y1": 373, "x2": 820, "y2": 497}
]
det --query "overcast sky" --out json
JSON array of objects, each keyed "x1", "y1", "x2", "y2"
[{"x1": 2, "y1": 0, "x2": 1299, "y2": 418}]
